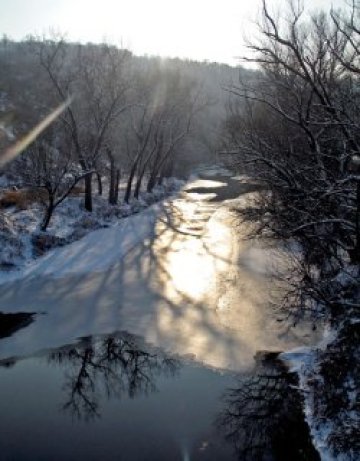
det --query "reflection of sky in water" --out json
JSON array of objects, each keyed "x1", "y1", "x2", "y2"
[
  {"x1": 0, "y1": 333, "x2": 318, "y2": 461},
  {"x1": 0, "y1": 333, "x2": 235, "y2": 460}
]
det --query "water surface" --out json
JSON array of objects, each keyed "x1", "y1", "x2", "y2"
[
  {"x1": 0, "y1": 331, "x2": 320, "y2": 461},
  {"x1": 0, "y1": 169, "x2": 321, "y2": 460},
  {"x1": 0, "y1": 332, "x2": 234, "y2": 461}
]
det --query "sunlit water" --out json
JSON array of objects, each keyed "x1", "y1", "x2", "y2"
[
  {"x1": 0, "y1": 173, "x2": 317, "y2": 369},
  {"x1": 0, "y1": 170, "x2": 321, "y2": 460}
]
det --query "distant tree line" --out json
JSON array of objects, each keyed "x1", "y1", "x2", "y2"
[{"x1": 0, "y1": 36, "x2": 251, "y2": 229}]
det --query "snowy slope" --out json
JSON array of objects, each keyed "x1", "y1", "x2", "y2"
[{"x1": 0, "y1": 200, "x2": 167, "y2": 284}]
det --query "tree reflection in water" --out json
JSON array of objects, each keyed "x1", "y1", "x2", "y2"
[
  {"x1": 47, "y1": 332, "x2": 181, "y2": 420},
  {"x1": 217, "y1": 352, "x2": 320, "y2": 461}
]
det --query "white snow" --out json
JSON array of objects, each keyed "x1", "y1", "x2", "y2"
[
  {"x1": 0, "y1": 177, "x2": 185, "y2": 279},
  {"x1": 280, "y1": 326, "x2": 353, "y2": 461},
  {"x1": 1, "y1": 201, "x2": 164, "y2": 283}
]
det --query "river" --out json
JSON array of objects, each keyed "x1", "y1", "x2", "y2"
[{"x1": 0, "y1": 168, "x2": 320, "y2": 460}]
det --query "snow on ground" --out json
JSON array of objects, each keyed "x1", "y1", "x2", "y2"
[
  {"x1": 280, "y1": 328, "x2": 336, "y2": 461},
  {"x1": 0, "y1": 163, "x2": 234, "y2": 278},
  {"x1": 0, "y1": 176, "x2": 184, "y2": 279},
  {"x1": 0, "y1": 200, "x2": 165, "y2": 284},
  {"x1": 0, "y1": 165, "x2": 236, "y2": 281},
  {"x1": 281, "y1": 320, "x2": 359, "y2": 461}
]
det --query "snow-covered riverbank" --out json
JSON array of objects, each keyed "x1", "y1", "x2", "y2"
[
  {"x1": 0, "y1": 177, "x2": 184, "y2": 280},
  {"x1": 281, "y1": 319, "x2": 359, "y2": 461}
]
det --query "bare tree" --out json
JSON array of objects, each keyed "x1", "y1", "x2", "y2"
[
  {"x1": 223, "y1": 0, "x2": 360, "y2": 320},
  {"x1": 30, "y1": 36, "x2": 132, "y2": 211},
  {"x1": 106, "y1": 147, "x2": 121, "y2": 205},
  {"x1": 19, "y1": 136, "x2": 90, "y2": 231},
  {"x1": 123, "y1": 66, "x2": 205, "y2": 202}
]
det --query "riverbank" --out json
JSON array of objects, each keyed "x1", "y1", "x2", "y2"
[
  {"x1": 0, "y1": 176, "x2": 184, "y2": 278},
  {"x1": 0, "y1": 166, "x2": 351, "y2": 459},
  {"x1": 281, "y1": 319, "x2": 359, "y2": 461}
]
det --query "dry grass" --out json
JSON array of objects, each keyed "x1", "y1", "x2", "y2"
[
  {"x1": 69, "y1": 185, "x2": 85, "y2": 196},
  {"x1": 0, "y1": 182, "x2": 85, "y2": 209},
  {"x1": 0, "y1": 188, "x2": 48, "y2": 209}
]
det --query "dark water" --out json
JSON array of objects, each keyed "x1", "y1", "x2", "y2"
[{"x1": 0, "y1": 331, "x2": 319, "y2": 461}]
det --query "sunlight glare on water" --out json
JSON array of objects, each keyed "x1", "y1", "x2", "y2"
[
  {"x1": 165, "y1": 239, "x2": 214, "y2": 300},
  {"x1": 143, "y1": 180, "x2": 317, "y2": 371},
  {"x1": 0, "y1": 173, "x2": 320, "y2": 372},
  {"x1": 156, "y1": 196, "x2": 232, "y2": 304}
]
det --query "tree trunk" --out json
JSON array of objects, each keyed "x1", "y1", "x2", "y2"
[
  {"x1": 109, "y1": 161, "x2": 115, "y2": 205},
  {"x1": 115, "y1": 169, "x2": 120, "y2": 204},
  {"x1": 124, "y1": 162, "x2": 138, "y2": 203},
  {"x1": 96, "y1": 172, "x2": 103, "y2": 196},
  {"x1": 107, "y1": 148, "x2": 121, "y2": 205},
  {"x1": 84, "y1": 172, "x2": 93, "y2": 212},
  {"x1": 107, "y1": 148, "x2": 115, "y2": 205},
  {"x1": 41, "y1": 197, "x2": 55, "y2": 231},
  {"x1": 146, "y1": 173, "x2": 156, "y2": 193},
  {"x1": 134, "y1": 168, "x2": 146, "y2": 199},
  {"x1": 162, "y1": 157, "x2": 174, "y2": 178},
  {"x1": 157, "y1": 174, "x2": 163, "y2": 186}
]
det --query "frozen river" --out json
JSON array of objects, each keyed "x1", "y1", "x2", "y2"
[
  {"x1": 0, "y1": 170, "x2": 314, "y2": 367},
  {"x1": 0, "y1": 169, "x2": 320, "y2": 460}
]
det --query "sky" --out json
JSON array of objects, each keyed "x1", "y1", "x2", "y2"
[{"x1": 0, "y1": 0, "x2": 348, "y2": 65}]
